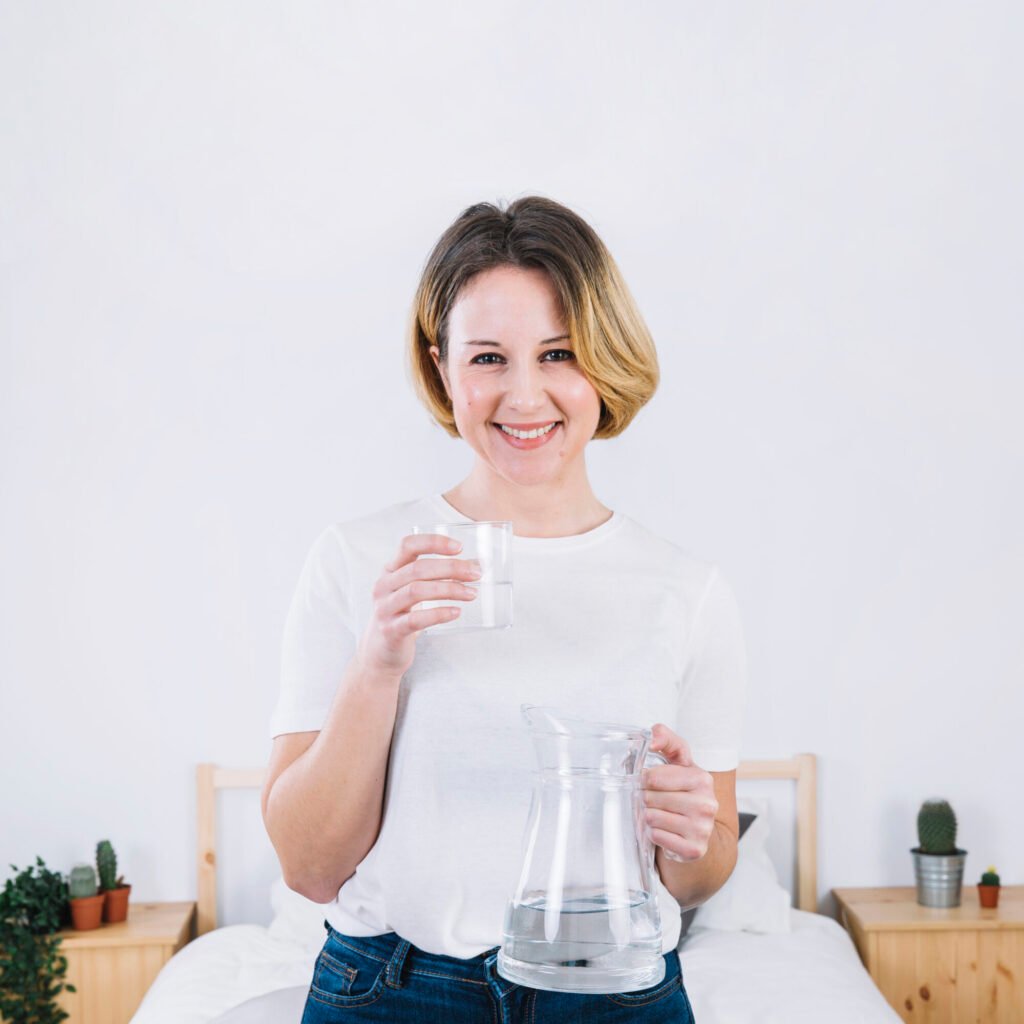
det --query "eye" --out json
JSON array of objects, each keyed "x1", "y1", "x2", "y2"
[{"x1": 468, "y1": 350, "x2": 576, "y2": 365}]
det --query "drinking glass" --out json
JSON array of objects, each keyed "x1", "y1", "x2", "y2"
[{"x1": 410, "y1": 521, "x2": 513, "y2": 633}]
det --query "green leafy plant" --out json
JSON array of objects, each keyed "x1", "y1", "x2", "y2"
[
  {"x1": 917, "y1": 798, "x2": 958, "y2": 854},
  {"x1": 0, "y1": 857, "x2": 76, "y2": 1024},
  {"x1": 95, "y1": 840, "x2": 125, "y2": 891},
  {"x1": 980, "y1": 866, "x2": 1001, "y2": 886}
]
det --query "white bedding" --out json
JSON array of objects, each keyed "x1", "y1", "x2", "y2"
[
  {"x1": 130, "y1": 923, "x2": 316, "y2": 1023},
  {"x1": 679, "y1": 909, "x2": 900, "y2": 1023},
  {"x1": 130, "y1": 908, "x2": 898, "y2": 1023},
  {"x1": 133, "y1": 795, "x2": 897, "y2": 1022}
]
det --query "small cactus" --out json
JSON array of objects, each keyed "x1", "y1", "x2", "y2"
[
  {"x1": 917, "y1": 798, "x2": 958, "y2": 854},
  {"x1": 96, "y1": 839, "x2": 117, "y2": 892},
  {"x1": 981, "y1": 866, "x2": 1000, "y2": 886},
  {"x1": 69, "y1": 863, "x2": 98, "y2": 899}
]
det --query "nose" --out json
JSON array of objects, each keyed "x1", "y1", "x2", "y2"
[{"x1": 505, "y1": 359, "x2": 549, "y2": 414}]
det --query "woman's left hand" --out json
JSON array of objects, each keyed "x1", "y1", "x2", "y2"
[{"x1": 643, "y1": 723, "x2": 718, "y2": 864}]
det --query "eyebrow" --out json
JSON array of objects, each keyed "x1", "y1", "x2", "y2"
[{"x1": 463, "y1": 334, "x2": 571, "y2": 347}]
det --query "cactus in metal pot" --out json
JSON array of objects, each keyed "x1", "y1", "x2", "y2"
[
  {"x1": 96, "y1": 839, "x2": 118, "y2": 891},
  {"x1": 69, "y1": 863, "x2": 98, "y2": 899},
  {"x1": 917, "y1": 798, "x2": 958, "y2": 854}
]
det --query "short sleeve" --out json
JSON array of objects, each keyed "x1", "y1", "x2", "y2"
[
  {"x1": 269, "y1": 525, "x2": 358, "y2": 739},
  {"x1": 677, "y1": 565, "x2": 747, "y2": 772}
]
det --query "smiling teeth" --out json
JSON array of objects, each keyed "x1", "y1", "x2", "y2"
[{"x1": 499, "y1": 422, "x2": 558, "y2": 439}]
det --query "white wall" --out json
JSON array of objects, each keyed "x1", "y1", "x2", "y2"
[{"x1": 2, "y1": 2, "x2": 1020, "y2": 927}]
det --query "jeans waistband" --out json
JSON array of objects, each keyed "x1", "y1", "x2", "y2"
[
  {"x1": 325, "y1": 923, "x2": 503, "y2": 985},
  {"x1": 322, "y1": 921, "x2": 680, "y2": 990}
]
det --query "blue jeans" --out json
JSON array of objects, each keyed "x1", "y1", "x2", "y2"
[{"x1": 301, "y1": 921, "x2": 695, "y2": 1023}]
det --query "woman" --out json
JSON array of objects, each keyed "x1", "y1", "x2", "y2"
[{"x1": 262, "y1": 196, "x2": 747, "y2": 1023}]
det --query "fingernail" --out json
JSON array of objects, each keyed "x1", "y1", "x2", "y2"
[{"x1": 447, "y1": 539, "x2": 462, "y2": 552}]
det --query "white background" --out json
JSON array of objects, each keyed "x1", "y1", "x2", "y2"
[{"x1": 2, "y1": 2, "x2": 1020, "y2": 926}]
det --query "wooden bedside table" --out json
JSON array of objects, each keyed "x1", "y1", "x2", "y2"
[
  {"x1": 833, "y1": 886, "x2": 1023, "y2": 1023},
  {"x1": 50, "y1": 900, "x2": 196, "y2": 1024}
]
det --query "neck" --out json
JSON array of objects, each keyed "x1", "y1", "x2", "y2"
[{"x1": 442, "y1": 464, "x2": 612, "y2": 539}]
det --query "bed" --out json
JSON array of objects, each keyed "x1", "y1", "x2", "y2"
[{"x1": 129, "y1": 755, "x2": 900, "y2": 1023}]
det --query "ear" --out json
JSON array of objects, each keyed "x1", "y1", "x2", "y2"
[{"x1": 429, "y1": 345, "x2": 451, "y2": 398}]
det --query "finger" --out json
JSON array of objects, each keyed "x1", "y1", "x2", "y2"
[
  {"x1": 643, "y1": 763, "x2": 707, "y2": 792},
  {"x1": 383, "y1": 534, "x2": 462, "y2": 574},
  {"x1": 398, "y1": 605, "x2": 463, "y2": 634},
  {"x1": 387, "y1": 556, "x2": 482, "y2": 596},
  {"x1": 648, "y1": 723, "x2": 693, "y2": 767},
  {"x1": 648, "y1": 827, "x2": 702, "y2": 863},
  {"x1": 645, "y1": 801, "x2": 717, "y2": 846},
  {"x1": 386, "y1": 579, "x2": 479, "y2": 618},
  {"x1": 644, "y1": 805, "x2": 686, "y2": 832},
  {"x1": 643, "y1": 788, "x2": 703, "y2": 813}
]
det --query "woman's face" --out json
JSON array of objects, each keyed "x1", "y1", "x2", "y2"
[{"x1": 430, "y1": 265, "x2": 602, "y2": 488}]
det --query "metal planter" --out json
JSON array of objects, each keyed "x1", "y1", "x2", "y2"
[{"x1": 911, "y1": 847, "x2": 967, "y2": 907}]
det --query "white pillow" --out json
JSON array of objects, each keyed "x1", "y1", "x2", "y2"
[
  {"x1": 266, "y1": 876, "x2": 333, "y2": 952},
  {"x1": 685, "y1": 795, "x2": 792, "y2": 935}
]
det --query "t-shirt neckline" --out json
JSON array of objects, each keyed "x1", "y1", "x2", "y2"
[{"x1": 428, "y1": 493, "x2": 624, "y2": 551}]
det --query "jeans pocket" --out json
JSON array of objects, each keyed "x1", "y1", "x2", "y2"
[
  {"x1": 310, "y1": 934, "x2": 389, "y2": 1008},
  {"x1": 602, "y1": 951, "x2": 682, "y2": 1007}
]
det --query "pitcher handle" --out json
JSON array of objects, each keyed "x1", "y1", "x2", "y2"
[{"x1": 642, "y1": 750, "x2": 687, "y2": 864}]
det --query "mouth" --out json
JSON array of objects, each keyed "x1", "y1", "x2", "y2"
[{"x1": 493, "y1": 420, "x2": 562, "y2": 450}]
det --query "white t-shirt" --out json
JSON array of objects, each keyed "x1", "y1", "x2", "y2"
[{"x1": 270, "y1": 493, "x2": 747, "y2": 958}]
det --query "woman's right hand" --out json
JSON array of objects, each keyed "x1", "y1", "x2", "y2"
[{"x1": 354, "y1": 534, "x2": 481, "y2": 679}]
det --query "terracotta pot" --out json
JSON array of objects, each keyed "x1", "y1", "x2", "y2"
[
  {"x1": 979, "y1": 884, "x2": 1000, "y2": 909},
  {"x1": 103, "y1": 884, "x2": 132, "y2": 923},
  {"x1": 70, "y1": 894, "x2": 105, "y2": 930}
]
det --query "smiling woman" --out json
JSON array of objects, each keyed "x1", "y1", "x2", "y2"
[
  {"x1": 407, "y1": 197, "x2": 661, "y2": 537},
  {"x1": 266, "y1": 195, "x2": 747, "y2": 1024},
  {"x1": 409, "y1": 196, "x2": 660, "y2": 443}
]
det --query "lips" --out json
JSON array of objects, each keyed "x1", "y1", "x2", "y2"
[
  {"x1": 495, "y1": 421, "x2": 561, "y2": 430},
  {"x1": 493, "y1": 422, "x2": 562, "y2": 450}
]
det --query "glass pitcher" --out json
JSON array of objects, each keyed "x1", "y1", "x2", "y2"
[{"x1": 496, "y1": 704, "x2": 670, "y2": 994}]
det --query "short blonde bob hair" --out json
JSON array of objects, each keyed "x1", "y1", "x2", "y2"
[{"x1": 408, "y1": 196, "x2": 659, "y2": 440}]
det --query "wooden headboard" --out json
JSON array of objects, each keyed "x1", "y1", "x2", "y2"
[{"x1": 195, "y1": 754, "x2": 818, "y2": 936}]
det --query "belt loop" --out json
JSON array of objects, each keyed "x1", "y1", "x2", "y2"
[{"x1": 385, "y1": 937, "x2": 412, "y2": 989}]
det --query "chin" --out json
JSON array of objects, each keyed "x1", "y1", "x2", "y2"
[{"x1": 493, "y1": 449, "x2": 578, "y2": 486}]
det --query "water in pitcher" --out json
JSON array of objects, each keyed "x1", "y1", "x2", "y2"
[{"x1": 501, "y1": 888, "x2": 661, "y2": 972}]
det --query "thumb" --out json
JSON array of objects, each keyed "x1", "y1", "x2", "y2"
[{"x1": 649, "y1": 723, "x2": 694, "y2": 767}]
